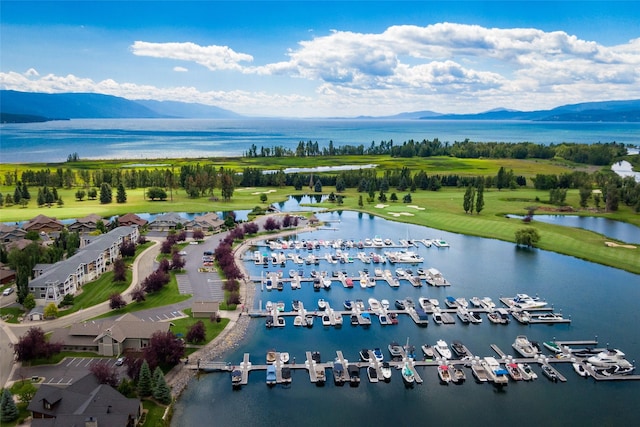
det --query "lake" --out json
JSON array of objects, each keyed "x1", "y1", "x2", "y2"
[
  {"x1": 1, "y1": 118, "x2": 639, "y2": 163},
  {"x1": 171, "y1": 211, "x2": 640, "y2": 426}
]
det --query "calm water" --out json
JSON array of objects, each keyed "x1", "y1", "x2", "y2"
[
  {"x1": 1, "y1": 118, "x2": 639, "y2": 163},
  {"x1": 172, "y1": 211, "x2": 640, "y2": 426}
]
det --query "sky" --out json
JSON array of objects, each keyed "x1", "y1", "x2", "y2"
[{"x1": 1, "y1": 1, "x2": 640, "y2": 117}]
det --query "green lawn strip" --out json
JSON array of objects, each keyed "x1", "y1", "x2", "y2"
[
  {"x1": 0, "y1": 306, "x2": 25, "y2": 324},
  {"x1": 58, "y1": 271, "x2": 130, "y2": 317},
  {"x1": 168, "y1": 309, "x2": 230, "y2": 353},
  {"x1": 141, "y1": 399, "x2": 168, "y2": 427},
  {"x1": 90, "y1": 271, "x2": 190, "y2": 320}
]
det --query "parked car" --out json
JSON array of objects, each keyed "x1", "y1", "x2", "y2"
[
  {"x1": 2, "y1": 287, "x2": 14, "y2": 296},
  {"x1": 115, "y1": 357, "x2": 125, "y2": 366}
]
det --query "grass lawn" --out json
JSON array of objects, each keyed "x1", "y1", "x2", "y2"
[
  {"x1": 169, "y1": 309, "x2": 230, "y2": 351},
  {"x1": 141, "y1": 400, "x2": 168, "y2": 427},
  {"x1": 0, "y1": 306, "x2": 25, "y2": 324}
]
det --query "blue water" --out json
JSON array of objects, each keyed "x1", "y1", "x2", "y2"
[
  {"x1": 1, "y1": 118, "x2": 639, "y2": 163},
  {"x1": 172, "y1": 211, "x2": 640, "y2": 426}
]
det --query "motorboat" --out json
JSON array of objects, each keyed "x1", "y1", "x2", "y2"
[
  {"x1": 480, "y1": 297, "x2": 496, "y2": 310},
  {"x1": 452, "y1": 366, "x2": 466, "y2": 384},
  {"x1": 470, "y1": 296, "x2": 482, "y2": 307},
  {"x1": 451, "y1": 340, "x2": 471, "y2": 359},
  {"x1": 367, "y1": 365, "x2": 378, "y2": 383},
  {"x1": 395, "y1": 268, "x2": 407, "y2": 277},
  {"x1": 404, "y1": 297, "x2": 415, "y2": 309},
  {"x1": 281, "y1": 367, "x2": 292, "y2": 383},
  {"x1": 432, "y1": 309, "x2": 443, "y2": 325},
  {"x1": 231, "y1": 369, "x2": 242, "y2": 389},
  {"x1": 333, "y1": 311, "x2": 343, "y2": 326},
  {"x1": 456, "y1": 307, "x2": 471, "y2": 324},
  {"x1": 280, "y1": 352, "x2": 290, "y2": 364},
  {"x1": 372, "y1": 348, "x2": 384, "y2": 362},
  {"x1": 541, "y1": 364, "x2": 558, "y2": 382},
  {"x1": 445, "y1": 296, "x2": 458, "y2": 308},
  {"x1": 438, "y1": 364, "x2": 452, "y2": 384},
  {"x1": 355, "y1": 299, "x2": 365, "y2": 311},
  {"x1": 333, "y1": 360, "x2": 346, "y2": 386},
  {"x1": 358, "y1": 312, "x2": 371, "y2": 326},
  {"x1": 318, "y1": 299, "x2": 327, "y2": 310},
  {"x1": 266, "y1": 350, "x2": 277, "y2": 364},
  {"x1": 518, "y1": 363, "x2": 537, "y2": 380},
  {"x1": 388, "y1": 341, "x2": 404, "y2": 359},
  {"x1": 291, "y1": 300, "x2": 301, "y2": 311},
  {"x1": 348, "y1": 364, "x2": 361, "y2": 387},
  {"x1": 543, "y1": 341, "x2": 563, "y2": 354},
  {"x1": 368, "y1": 298, "x2": 382, "y2": 311},
  {"x1": 380, "y1": 362, "x2": 392, "y2": 382},
  {"x1": 573, "y1": 362, "x2": 590, "y2": 377},
  {"x1": 506, "y1": 363, "x2": 524, "y2": 381},
  {"x1": 321, "y1": 314, "x2": 331, "y2": 326},
  {"x1": 469, "y1": 311, "x2": 483, "y2": 324},
  {"x1": 512, "y1": 335, "x2": 540, "y2": 358},
  {"x1": 484, "y1": 357, "x2": 509, "y2": 386},
  {"x1": 418, "y1": 297, "x2": 433, "y2": 311},
  {"x1": 381, "y1": 299, "x2": 390, "y2": 310},
  {"x1": 359, "y1": 349, "x2": 372, "y2": 362},
  {"x1": 512, "y1": 293, "x2": 547, "y2": 309},
  {"x1": 293, "y1": 315, "x2": 304, "y2": 327},
  {"x1": 350, "y1": 314, "x2": 359, "y2": 325},
  {"x1": 401, "y1": 363, "x2": 415, "y2": 386},
  {"x1": 343, "y1": 300, "x2": 353, "y2": 310},
  {"x1": 435, "y1": 339, "x2": 452, "y2": 359},
  {"x1": 471, "y1": 362, "x2": 489, "y2": 382},
  {"x1": 456, "y1": 297, "x2": 469, "y2": 308},
  {"x1": 266, "y1": 365, "x2": 277, "y2": 386},
  {"x1": 587, "y1": 349, "x2": 633, "y2": 368},
  {"x1": 535, "y1": 312, "x2": 565, "y2": 322},
  {"x1": 274, "y1": 317, "x2": 285, "y2": 327},
  {"x1": 421, "y1": 344, "x2": 436, "y2": 360},
  {"x1": 511, "y1": 309, "x2": 531, "y2": 324},
  {"x1": 305, "y1": 314, "x2": 315, "y2": 328},
  {"x1": 395, "y1": 299, "x2": 406, "y2": 310}
]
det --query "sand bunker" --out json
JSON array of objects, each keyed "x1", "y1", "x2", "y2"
[
  {"x1": 389, "y1": 211, "x2": 415, "y2": 217},
  {"x1": 406, "y1": 205, "x2": 425, "y2": 210},
  {"x1": 604, "y1": 241, "x2": 636, "y2": 249},
  {"x1": 375, "y1": 204, "x2": 389, "y2": 208},
  {"x1": 251, "y1": 189, "x2": 277, "y2": 195}
]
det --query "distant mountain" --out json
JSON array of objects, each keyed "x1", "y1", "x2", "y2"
[
  {"x1": 418, "y1": 99, "x2": 640, "y2": 122},
  {"x1": 355, "y1": 110, "x2": 441, "y2": 120},
  {"x1": 136, "y1": 99, "x2": 243, "y2": 119},
  {"x1": 1, "y1": 112, "x2": 54, "y2": 123},
  {"x1": 0, "y1": 90, "x2": 242, "y2": 122}
]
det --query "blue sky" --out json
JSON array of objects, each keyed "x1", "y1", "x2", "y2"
[{"x1": 1, "y1": 1, "x2": 639, "y2": 117}]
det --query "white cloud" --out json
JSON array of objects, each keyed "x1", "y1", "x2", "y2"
[
  {"x1": 25, "y1": 68, "x2": 39, "y2": 77},
  {"x1": 131, "y1": 41, "x2": 253, "y2": 71},
  {"x1": 173, "y1": 66, "x2": 188, "y2": 72}
]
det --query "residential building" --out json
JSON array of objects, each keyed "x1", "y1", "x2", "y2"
[
  {"x1": 186, "y1": 212, "x2": 224, "y2": 233},
  {"x1": 67, "y1": 213, "x2": 106, "y2": 234},
  {"x1": 22, "y1": 214, "x2": 64, "y2": 233},
  {"x1": 147, "y1": 212, "x2": 187, "y2": 232},
  {"x1": 116, "y1": 213, "x2": 148, "y2": 228}
]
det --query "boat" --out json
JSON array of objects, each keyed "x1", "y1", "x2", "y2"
[
  {"x1": 512, "y1": 335, "x2": 540, "y2": 358},
  {"x1": 435, "y1": 339, "x2": 452, "y2": 359},
  {"x1": 358, "y1": 312, "x2": 371, "y2": 326},
  {"x1": 367, "y1": 365, "x2": 378, "y2": 383},
  {"x1": 368, "y1": 298, "x2": 381, "y2": 311},
  {"x1": 445, "y1": 296, "x2": 458, "y2": 308},
  {"x1": 425, "y1": 268, "x2": 450, "y2": 286},
  {"x1": 276, "y1": 281, "x2": 284, "y2": 291},
  {"x1": 321, "y1": 314, "x2": 331, "y2": 326},
  {"x1": 378, "y1": 314, "x2": 392, "y2": 325},
  {"x1": 456, "y1": 297, "x2": 469, "y2": 308},
  {"x1": 332, "y1": 360, "x2": 346, "y2": 386},
  {"x1": 274, "y1": 317, "x2": 285, "y2": 327},
  {"x1": 333, "y1": 311, "x2": 343, "y2": 326},
  {"x1": 432, "y1": 239, "x2": 449, "y2": 248},
  {"x1": 231, "y1": 369, "x2": 243, "y2": 389},
  {"x1": 305, "y1": 314, "x2": 315, "y2": 328},
  {"x1": 518, "y1": 363, "x2": 537, "y2": 380},
  {"x1": 281, "y1": 366, "x2": 292, "y2": 384},
  {"x1": 535, "y1": 312, "x2": 565, "y2": 322},
  {"x1": 512, "y1": 293, "x2": 547, "y2": 309},
  {"x1": 456, "y1": 307, "x2": 471, "y2": 324},
  {"x1": 401, "y1": 363, "x2": 415, "y2": 386},
  {"x1": 484, "y1": 357, "x2": 509, "y2": 386},
  {"x1": 348, "y1": 364, "x2": 361, "y2": 386},
  {"x1": 372, "y1": 348, "x2": 384, "y2": 362},
  {"x1": 317, "y1": 299, "x2": 327, "y2": 310},
  {"x1": 388, "y1": 341, "x2": 404, "y2": 359},
  {"x1": 452, "y1": 366, "x2": 466, "y2": 383},
  {"x1": 438, "y1": 364, "x2": 452, "y2": 384},
  {"x1": 293, "y1": 315, "x2": 304, "y2": 327},
  {"x1": 541, "y1": 364, "x2": 558, "y2": 382},
  {"x1": 471, "y1": 362, "x2": 489, "y2": 382},
  {"x1": 275, "y1": 301, "x2": 285, "y2": 312},
  {"x1": 265, "y1": 280, "x2": 273, "y2": 291},
  {"x1": 359, "y1": 349, "x2": 372, "y2": 362},
  {"x1": 432, "y1": 309, "x2": 443, "y2": 325},
  {"x1": 404, "y1": 297, "x2": 415, "y2": 309},
  {"x1": 266, "y1": 350, "x2": 277, "y2": 364},
  {"x1": 488, "y1": 308, "x2": 510, "y2": 324},
  {"x1": 511, "y1": 309, "x2": 531, "y2": 324},
  {"x1": 380, "y1": 362, "x2": 392, "y2": 382},
  {"x1": 395, "y1": 267, "x2": 407, "y2": 277},
  {"x1": 421, "y1": 344, "x2": 436, "y2": 360},
  {"x1": 343, "y1": 300, "x2": 353, "y2": 310},
  {"x1": 355, "y1": 299, "x2": 365, "y2": 311},
  {"x1": 394, "y1": 299, "x2": 406, "y2": 310},
  {"x1": 381, "y1": 299, "x2": 390, "y2": 310},
  {"x1": 479, "y1": 297, "x2": 496, "y2": 310},
  {"x1": 573, "y1": 362, "x2": 590, "y2": 377},
  {"x1": 587, "y1": 348, "x2": 633, "y2": 368},
  {"x1": 266, "y1": 365, "x2": 277, "y2": 386},
  {"x1": 469, "y1": 311, "x2": 483, "y2": 324},
  {"x1": 450, "y1": 340, "x2": 471, "y2": 359},
  {"x1": 350, "y1": 314, "x2": 359, "y2": 325},
  {"x1": 470, "y1": 296, "x2": 482, "y2": 307},
  {"x1": 543, "y1": 341, "x2": 563, "y2": 354},
  {"x1": 265, "y1": 316, "x2": 274, "y2": 328},
  {"x1": 506, "y1": 363, "x2": 524, "y2": 381},
  {"x1": 280, "y1": 352, "x2": 290, "y2": 364}
]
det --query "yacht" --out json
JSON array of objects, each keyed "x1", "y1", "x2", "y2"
[
  {"x1": 401, "y1": 362, "x2": 416, "y2": 386},
  {"x1": 421, "y1": 344, "x2": 436, "y2": 360},
  {"x1": 512, "y1": 293, "x2": 547, "y2": 309},
  {"x1": 380, "y1": 362, "x2": 392, "y2": 382},
  {"x1": 451, "y1": 340, "x2": 471, "y2": 359},
  {"x1": 435, "y1": 339, "x2": 452, "y2": 359},
  {"x1": 587, "y1": 349, "x2": 633, "y2": 368},
  {"x1": 388, "y1": 341, "x2": 404, "y2": 359},
  {"x1": 484, "y1": 357, "x2": 509, "y2": 386},
  {"x1": 512, "y1": 335, "x2": 540, "y2": 358},
  {"x1": 511, "y1": 309, "x2": 531, "y2": 324}
]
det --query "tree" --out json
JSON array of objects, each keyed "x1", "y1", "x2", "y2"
[
  {"x1": 463, "y1": 185, "x2": 475, "y2": 214},
  {"x1": 171, "y1": 250, "x2": 185, "y2": 270},
  {"x1": 99, "y1": 182, "x2": 112, "y2": 204},
  {"x1": 109, "y1": 293, "x2": 127, "y2": 310},
  {"x1": 403, "y1": 193, "x2": 412, "y2": 203},
  {"x1": 579, "y1": 187, "x2": 592, "y2": 208},
  {"x1": 0, "y1": 389, "x2": 18, "y2": 423},
  {"x1": 314, "y1": 180, "x2": 322, "y2": 192},
  {"x1": 358, "y1": 195, "x2": 363, "y2": 207},
  {"x1": 23, "y1": 293, "x2": 36, "y2": 310},
  {"x1": 113, "y1": 258, "x2": 127, "y2": 282},
  {"x1": 605, "y1": 183, "x2": 619, "y2": 212},
  {"x1": 137, "y1": 360, "x2": 153, "y2": 397},
  {"x1": 147, "y1": 187, "x2": 168, "y2": 201},
  {"x1": 593, "y1": 193, "x2": 602, "y2": 209},
  {"x1": 143, "y1": 330, "x2": 185, "y2": 369},
  {"x1": 89, "y1": 361, "x2": 119, "y2": 387},
  {"x1": 13, "y1": 327, "x2": 62, "y2": 362},
  {"x1": 116, "y1": 183, "x2": 127, "y2": 203},
  {"x1": 220, "y1": 171, "x2": 235, "y2": 201},
  {"x1": 131, "y1": 286, "x2": 146, "y2": 303},
  {"x1": 186, "y1": 320, "x2": 206, "y2": 344},
  {"x1": 153, "y1": 367, "x2": 172, "y2": 405},
  {"x1": 88, "y1": 187, "x2": 98, "y2": 199},
  {"x1": 475, "y1": 183, "x2": 485, "y2": 214},
  {"x1": 260, "y1": 193, "x2": 268, "y2": 203},
  {"x1": 515, "y1": 227, "x2": 541, "y2": 248},
  {"x1": 44, "y1": 302, "x2": 58, "y2": 319},
  {"x1": 390, "y1": 192, "x2": 398, "y2": 202},
  {"x1": 75, "y1": 189, "x2": 86, "y2": 201}
]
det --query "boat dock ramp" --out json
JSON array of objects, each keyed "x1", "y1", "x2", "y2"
[{"x1": 189, "y1": 338, "x2": 638, "y2": 389}]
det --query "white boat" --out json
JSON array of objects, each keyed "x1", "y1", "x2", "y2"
[
  {"x1": 372, "y1": 236, "x2": 384, "y2": 247},
  {"x1": 280, "y1": 352, "x2": 290, "y2": 364},
  {"x1": 479, "y1": 297, "x2": 496, "y2": 310},
  {"x1": 573, "y1": 362, "x2": 590, "y2": 377},
  {"x1": 484, "y1": 357, "x2": 509, "y2": 386},
  {"x1": 368, "y1": 298, "x2": 382, "y2": 311},
  {"x1": 318, "y1": 299, "x2": 327, "y2": 310},
  {"x1": 511, "y1": 293, "x2": 547, "y2": 309},
  {"x1": 432, "y1": 239, "x2": 450, "y2": 248},
  {"x1": 470, "y1": 296, "x2": 482, "y2": 307},
  {"x1": 432, "y1": 309, "x2": 443, "y2": 325},
  {"x1": 456, "y1": 307, "x2": 471, "y2": 324},
  {"x1": 511, "y1": 309, "x2": 531, "y2": 324},
  {"x1": 293, "y1": 315, "x2": 305, "y2": 327},
  {"x1": 380, "y1": 362, "x2": 392, "y2": 381},
  {"x1": 435, "y1": 339, "x2": 452, "y2": 359},
  {"x1": 421, "y1": 344, "x2": 436, "y2": 360},
  {"x1": 372, "y1": 348, "x2": 384, "y2": 362},
  {"x1": 518, "y1": 363, "x2": 537, "y2": 380},
  {"x1": 388, "y1": 341, "x2": 404, "y2": 359},
  {"x1": 506, "y1": 363, "x2": 523, "y2": 381},
  {"x1": 321, "y1": 314, "x2": 331, "y2": 326},
  {"x1": 512, "y1": 335, "x2": 540, "y2": 358},
  {"x1": 381, "y1": 299, "x2": 390, "y2": 310},
  {"x1": 401, "y1": 362, "x2": 415, "y2": 385},
  {"x1": 587, "y1": 349, "x2": 633, "y2": 368},
  {"x1": 438, "y1": 364, "x2": 452, "y2": 384},
  {"x1": 456, "y1": 297, "x2": 469, "y2": 308},
  {"x1": 274, "y1": 317, "x2": 286, "y2": 327},
  {"x1": 469, "y1": 311, "x2": 483, "y2": 324}
]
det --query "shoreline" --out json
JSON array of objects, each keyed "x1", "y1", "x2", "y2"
[{"x1": 165, "y1": 223, "x2": 316, "y2": 398}]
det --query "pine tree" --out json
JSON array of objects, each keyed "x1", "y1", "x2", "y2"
[
  {"x1": 138, "y1": 360, "x2": 153, "y2": 397},
  {"x1": 463, "y1": 185, "x2": 473, "y2": 213},
  {"x1": 152, "y1": 367, "x2": 172, "y2": 404},
  {"x1": 116, "y1": 183, "x2": 127, "y2": 203},
  {"x1": 475, "y1": 183, "x2": 485, "y2": 214},
  {"x1": 0, "y1": 388, "x2": 19, "y2": 422}
]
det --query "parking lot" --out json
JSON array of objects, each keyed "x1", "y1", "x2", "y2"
[{"x1": 15, "y1": 357, "x2": 127, "y2": 386}]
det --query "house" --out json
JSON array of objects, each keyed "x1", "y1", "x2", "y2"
[
  {"x1": 67, "y1": 213, "x2": 106, "y2": 234},
  {"x1": 191, "y1": 301, "x2": 220, "y2": 318},
  {"x1": 50, "y1": 313, "x2": 171, "y2": 356},
  {"x1": 0, "y1": 223, "x2": 27, "y2": 244},
  {"x1": 0, "y1": 265, "x2": 16, "y2": 285},
  {"x1": 28, "y1": 373, "x2": 142, "y2": 427},
  {"x1": 186, "y1": 212, "x2": 224, "y2": 233},
  {"x1": 22, "y1": 214, "x2": 64, "y2": 234},
  {"x1": 28, "y1": 305, "x2": 45, "y2": 321},
  {"x1": 148, "y1": 212, "x2": 187, "y2": 232},
  {"x1": 116, "y1": 213, "x2": 148, "y2": 228},
  {"x1": 28, "y1": 226, "x2": 139, "y2": 306}
]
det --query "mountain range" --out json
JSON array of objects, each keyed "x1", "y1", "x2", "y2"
[{"x1": 1, "y1": 90, "x2": 639, "y2": 122}]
